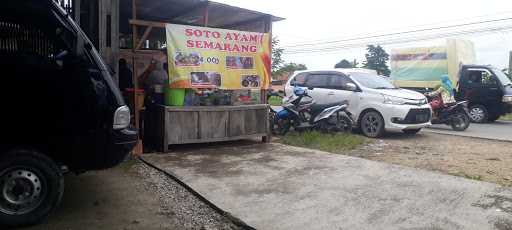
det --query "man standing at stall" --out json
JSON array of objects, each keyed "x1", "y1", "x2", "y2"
[
  {"x1": 139, "y1": 59, "x2": 167, "y2": 151},
  {"x1": 118, "y1": 58, "x2": 133, "y2": 91},
  {"x1": 139, "y1": 59, "x2": 167, "y2": 104}
]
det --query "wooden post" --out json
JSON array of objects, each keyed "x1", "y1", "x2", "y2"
[
  {"x1": 262, "y1": 15, "x2": 272, "y2": 143},
  {"x1": 131, "y1": 0, "x2": 138, "y2": 49},
  {"x1": 135, "y1": 26, "x2": 153, "y2": 50},
  {"x1": 203, "y1": 2, "x2": 209, "y2": 27},
  {"x1": 131, "y1": 0, "x2": 143, "y2": 156},
  {"x1": 262, "y1": 15, "x2": 272, "y2": 105},
  {"x1": 73, "y1": 0, "x2": 81, "y2": 24}
]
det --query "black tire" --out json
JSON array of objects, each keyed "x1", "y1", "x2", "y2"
[
  {"x1": 335, "y1": 114, "x2": 353, "y2": 133},
  {"x1": 403, "y1": 129, "x2": 421, "y2": 135},
  {"x1": 468, "y1": 105, "x2": 488, "y2": 123},
  {"x1": 274, "y1": 118, "x2": 291, "y2": 135},
  {"x1": 318, "y1": 114, "x2": 353, "y2": 133},
  {"x1": 0, "y1": 149, "x2": 64, "y2": 227},
  {"x1": 450, "y1": 112, "x2": 470, "y2": 131},
  {"x1": 360, "y1": 111, "x2": 385, "y2": 138},
  {"x1": 487, "y1": 113, "x2": 500, "y2": 122}
]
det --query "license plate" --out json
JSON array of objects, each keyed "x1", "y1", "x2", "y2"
[{"x1": 416, "y1": 114, "x2": 428, "y2": 122}]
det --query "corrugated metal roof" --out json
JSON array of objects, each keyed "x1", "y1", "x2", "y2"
[{"x1": 120, "y1": 0, "x2": 283, "y2": 33}]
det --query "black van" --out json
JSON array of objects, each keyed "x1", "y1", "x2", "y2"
[
  {"x1": 456, "y1": 65, "x2": 512, "y2": 123},
  {"x1": 0, "y1": 0, "x2": 137, "y2": 227}
]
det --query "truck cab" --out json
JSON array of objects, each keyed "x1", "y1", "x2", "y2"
[
  {"x1": 0, "y1": 0, "x2": 137, "y2": 227},
  {"x1": 456, "y1": 65, "x2": 512, "y2": 122}
]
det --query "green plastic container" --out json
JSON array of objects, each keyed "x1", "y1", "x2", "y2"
[{"x1": 165, "y1": 88, "x2": 185, "y2": 106}]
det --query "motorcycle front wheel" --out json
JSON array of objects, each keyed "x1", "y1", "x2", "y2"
[
  {"x1": 450, "y1": 112, "x2": 470, "y2": 131},
  {"x1": 334, "y1": 114, "x2": 353, "y2": 133},
  {"x1": 273, "y1": 118, "x2": 291, "y2": 135}
]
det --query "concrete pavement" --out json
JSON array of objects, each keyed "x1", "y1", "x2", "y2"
[
  {"x1": 24, "y1": 162, "x2": 178, "y2": 230},
  {"x1": 426, "y1": 120, "x2": 512, "y2": 142},
  {"x1": 144, "y1": 142, "x2": 512, "y2": 230}
]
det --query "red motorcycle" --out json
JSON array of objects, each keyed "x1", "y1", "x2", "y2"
[{"x1": 425, "y1": 93, "x2": 470, "y2": 131}]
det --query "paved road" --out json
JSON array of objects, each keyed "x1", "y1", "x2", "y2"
[
  {"x1": 145, "y1": 142, "x2": 512, "y2": 230},
  {"x1": 426, "y1": 120, "x2": 512, "y2": 142}
]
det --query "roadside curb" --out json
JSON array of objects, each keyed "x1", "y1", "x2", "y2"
[{"x1": 424, "y1": 129, "x2": 512, "y2": 143}]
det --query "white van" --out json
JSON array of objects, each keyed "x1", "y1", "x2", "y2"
[{"x1": 284, "y1": 69, "x2": 432, "y2": 137}]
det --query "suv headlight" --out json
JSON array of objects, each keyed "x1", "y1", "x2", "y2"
[
  {"x1": 382, "y1": 94, "x2": 406, "y2": 105},
  {"x1": 503, "y1": 95, "x2": 512, "y2": 103},
  {"x1": 113, "y1": 105, "x2": 131, "y2": 130}
]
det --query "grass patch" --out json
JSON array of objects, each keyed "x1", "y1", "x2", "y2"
[
  {"x1": 280, "y1": 131, "x2": 366, "y2": 153},
  {"x1": 268, "y1": 96, "x2": 282, "y2": 106},
  {"x1": 117, "y1": 158, "x2": 138, "y2": 173},
  {"x1": 500, "y1": 113, "x2": 512, "y2": 121}
]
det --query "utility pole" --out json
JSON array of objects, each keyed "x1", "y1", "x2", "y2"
[{"x1": 509, "y1": 51, "x2": 512, "y2": 75}]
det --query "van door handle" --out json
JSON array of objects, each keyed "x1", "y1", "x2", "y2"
[{"x1": 328, "y1": 92, "x2": 335, "y2": 96}]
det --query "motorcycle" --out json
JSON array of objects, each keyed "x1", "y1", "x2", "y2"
[
  {"x1": 269, "y1": 87, "x2": 353, "y2": 135},
  {"x1": 425, "y1": 92, "x2": 470, "y2": 131}
]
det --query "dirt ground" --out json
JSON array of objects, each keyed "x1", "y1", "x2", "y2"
[
  {"x1": 348, "y1": 132, "x2": 512, "y2": 187},
  {"x1": 19, "y1": 160, "x2": 241, "y2": 230}
]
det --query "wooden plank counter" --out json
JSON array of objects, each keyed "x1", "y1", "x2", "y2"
[{"x1": 154, "y1": 104, "x2": 270, "y2": 152}]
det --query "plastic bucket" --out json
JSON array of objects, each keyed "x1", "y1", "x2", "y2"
[{"x1": 165, "y1": 88, "x2": 185, "y2": 106}]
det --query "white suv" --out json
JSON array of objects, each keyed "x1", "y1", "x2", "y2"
[{"x1": 284, "y1": 69, "x2": 432, "y2": 137}]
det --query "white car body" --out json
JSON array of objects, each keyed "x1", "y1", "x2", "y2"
[{"x1": 284, "y1": 69, "x2": 432, "y2": 135}]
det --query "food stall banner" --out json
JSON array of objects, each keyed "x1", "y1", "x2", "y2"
[{"x1": 166, "y1": 24, "x2": 271, "y2": 89}]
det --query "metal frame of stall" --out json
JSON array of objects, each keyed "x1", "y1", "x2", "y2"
[{"x1": 125, "y1": 0, "x2": 281, "y2": 152}]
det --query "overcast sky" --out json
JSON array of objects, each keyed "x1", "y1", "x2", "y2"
[{"x1": 217, "y1": 0, "x2": 512, "y2": 70}]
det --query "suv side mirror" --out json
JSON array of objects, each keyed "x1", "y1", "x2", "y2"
[
  {"x1": 308, "y1": 86, "x2": 314, "y2": 90},
  {"x1": 345, "y1": 83, "x2": 357, "y2": 91}
]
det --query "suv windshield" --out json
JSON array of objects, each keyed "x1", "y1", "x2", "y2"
[
  {"x1": 492, "y1": 67, "x2": 512, "y2": 86},
  {"x1": 349, "y1": 72, "x2": 397, "y2": 89}
]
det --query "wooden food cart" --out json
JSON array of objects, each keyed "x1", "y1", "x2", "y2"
[{"x1": 153, "y1": 105, "x2": 269, "y2": 151}]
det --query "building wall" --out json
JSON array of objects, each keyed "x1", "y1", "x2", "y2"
[{"x1": 74, "y1": 0, "x2": 120, "y2": 85}]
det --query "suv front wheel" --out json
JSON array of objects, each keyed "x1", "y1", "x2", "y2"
[
  {"x1": 360, "y1": 111, "x2": 385, "y2": 138},
  {"x1": 0, "y1": 149, "x2": 64, "y2": 227}
]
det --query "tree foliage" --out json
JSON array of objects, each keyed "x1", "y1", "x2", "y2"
[
  {"x1": 352, "y1": 59, "x2": 360, "y2": 68},
  {"x1": 271, "y1": 37, "x2": 307, "y2": 78},
  {"x1": 363, "y1": 45, "x2": 391, "y2": 76},
  {"x1": 274, "y1": 63, "x2": 307, "y2": 77},
  {"x1": 271, "y1": 37, "x2": 284, "y2": 75},
  {"x1": 334, "y1": 59, "x2": 353, "y2": 69}
]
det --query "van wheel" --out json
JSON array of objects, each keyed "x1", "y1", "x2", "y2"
[
  {"x1": 0, "y1": 149, "x2": 64, "y2": 227},
  {"x1": 487, "y1": 113, "x2": 500, "y2": 122},
  {"x1": 360, "y1": 111, "x2": 385, "y2": 138},
  {"x1": 468, "y1": 105, "x2": 488, "y2": 123}
]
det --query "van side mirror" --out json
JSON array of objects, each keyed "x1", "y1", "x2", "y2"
[
  {"x1": 345, "y1": 83, "x2": 357, "y2": 91},
  {"x1": 308, "y1": 86, "x2": 314, "y2": 90}
]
